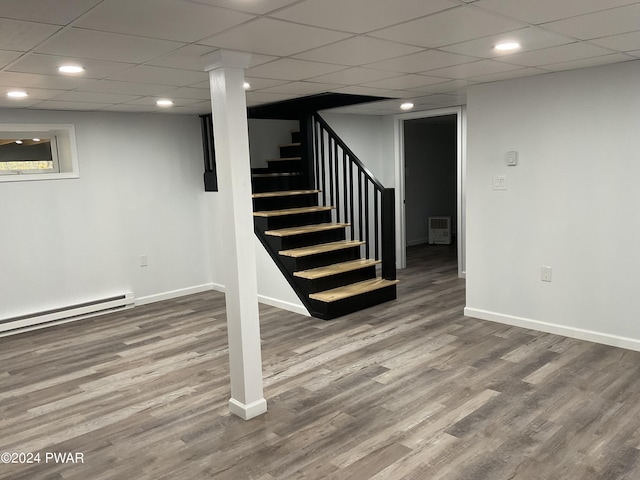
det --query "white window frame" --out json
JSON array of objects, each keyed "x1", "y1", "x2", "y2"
[{"x1": 0, "y1": 124, "x2": 79, "y2": 182}]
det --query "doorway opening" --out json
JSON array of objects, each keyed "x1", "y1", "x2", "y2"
[{"x1": 394, "y1": 107, "x2": 466, "y2": 277}]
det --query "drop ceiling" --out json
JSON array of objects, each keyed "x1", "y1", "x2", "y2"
[{"x1": 0, "y1": 0, "x2": 639, "y2": 115}]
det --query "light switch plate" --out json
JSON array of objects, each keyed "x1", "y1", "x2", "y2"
[{"x1": 493, "y1": 175, "x2": 507, "y2": 190}]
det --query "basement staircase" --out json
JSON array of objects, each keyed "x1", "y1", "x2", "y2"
[{"x1": 251, "y1": 120, "x2": 398, "y2": 320}]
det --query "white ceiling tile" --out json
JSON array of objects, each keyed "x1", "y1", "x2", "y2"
[
  {"x1": 6, "y1": 53, "x2": 134, "y2": 79},
  {"x1": 74, "y1": 0, "x2": 255, "y2": 43},
  {"x1": 75, "y1": 80, "x2": 172, "y2": 96},
  {"x1": 0, "y1": 50, "x2": 22, "y2": 69},
  {"x1": 30, "y1": 100, "x2": 110, "y2": 110},
  {"x1": 35, "y1": 28, "x2": 185, "y2": 63},
  {"x1": 246, "y1": 58, "x2": 347, "y2": 81},
  {"x1": 409, "y1": 79, "x2": 477, "y2": 93},
  {"x1": 371, "y1": 6, "x2": 525, "y2": 48},
  {"x1": 494, "y1": 43, "x2": 614, "y2": 67},
  {"x1": 127, "y1": 97, "x2": 202, "y2": 107},
  {"x1": 0, "y1": 18, "x2": 60, "y2": 52},
  {"x1": 157, "y1": 87, "x2": 211, "y2": 100},
  {"x1": 423, "y1": 60, "x2": 521, "y2": 79},
  {"x1": 441, "y1": 27, "x2": 575, "y2": 59},
  {"x1": 246, "y1": 92, "x2": 299, "y2": 106},
  {"x1": 589, "y1": 31, "x2": 640, "y2": 52},
  {"x1": 365, "y1": 50, "x2": 477, "y2": 74},
  {"x1": 258, "y1": 81, "x2": 337, "y2": 95},
  {"x1": 541, "y1": 53, "x2": 635, "y2": 72},
  {"x1": 144, "y1": 45, "x2": 217, "y2": 71},
  {"x1": 474, "y1": 0, "x2": 640, "y2": 25},
  {"x1": 0, "y1": 86, "x2": 66, "y2": 100},
  {"x1": 470, "y1": 67, "x2": 551, "y2": 83},
  {"x1": 106, "y1": 65, "x2": 208, "y2": 86},
  {"x1": 199, "y1": 18, "x2": 352, "y2": 56},
  {"x1": 244, "y1": 77, "x2": 290, "y2": 90},
  {"x1": 328, "y1": 85, "x2": 398, "y2": 97},
  {"x1": 0, "y1": 97, "x2": 43, "y2": 108},
  {"x1": 100, "y1": 104, "x2": 161, "y2": 113},
  {"x1": 0, "y1": 71, "x2": 88, "y2": 89},
  {"x1": 270, "y1": 0, "x2": 458, "y2": 34},
  {"x1": 53, "y1": 91, "x2": 142, "y2": 104},
  {"x1": 184, "y1": 0, "x2": 300, "y2": 15},
  {"x1": 543, "y1": 4, "x2": 640, "y2": 40},
  {"x1": 293, "y1": 36, "x2": 423, "y2": 66},
  {"x1": 0, "y1": 0, "x2": 103, "y2": 25},
  {"x1": 361, "y1": 74, "x2": 450, "y2": 90},
  {"x1": 163, "y1": 102, "x2": 212, "y2": 115},
  {"x1": 305, "y1": 67, "x2": 403, "y2": 85}
]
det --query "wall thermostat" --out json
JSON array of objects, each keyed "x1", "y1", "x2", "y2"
[{"x1": 506, "y1": 150, "x2": 518, "y2": 166}]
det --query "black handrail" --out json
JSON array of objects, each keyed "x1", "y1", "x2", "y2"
[{"x1": 310, "y1": 113, "x2": 396, "y2": 280}]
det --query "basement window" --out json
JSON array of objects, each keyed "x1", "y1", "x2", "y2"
[{"x1": 0, "y1": 124, "x2": 79, "y2": 182}]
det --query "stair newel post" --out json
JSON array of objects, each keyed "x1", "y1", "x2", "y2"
[
  {"x1": 381, "y1": 188, "x2": 396, "y2": 281},
  {"x1": 300, "y1": 114, "x2": 315, "y2": 190}
]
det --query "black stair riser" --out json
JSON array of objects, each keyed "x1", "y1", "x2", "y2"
[
  {"x1": 254, "y1": 210, "x2": 332, "y2": 231},
  {"x1": 280, "y1": 145, "x2": 301, "y2": 158},
  {"x1": 279, "y1": 246, "x2": 361, "y2": 272},
  {"x1": 253, "y1": 193, "x2": 318, "y2": 211},
  {"x1": 294, "y1": 266, "x2": 378, "y2": 294},
  {"x1": 252, "y1": 175, "x2": 305, "y2": 193},
  {"x1": 309, "y1": 285, "x2": 397, "y2": 320},
  {"x1": 267, "y1": 160, "x2": 303, "y2": 173},
  {"x1": 265, "y1": 229, "x2": 345, "y2": 251}
]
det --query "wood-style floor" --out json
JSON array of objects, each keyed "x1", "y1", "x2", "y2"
[{"x1": 2, "y1": 244, "x2": 640, "y2": 479}]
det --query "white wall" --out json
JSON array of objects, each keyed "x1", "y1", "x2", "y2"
[
  {"x1": 319, "y1": 112, "x2": 394, "y2": 186},
  {"x1": 465, "y1": 60, "x2": 640, "y2": 350},
  {"x1": 0, "y1": 109, "x2": 211, "y2": 320},
  {"x1": 248, "y1": 119, "x2": 299, "y2": 168}
]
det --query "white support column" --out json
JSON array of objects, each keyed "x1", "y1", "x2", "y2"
[{"x1": 203, "y1": 50, "x2": 266, "y2": 420}]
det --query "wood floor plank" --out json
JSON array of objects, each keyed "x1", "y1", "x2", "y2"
[{"x1": 2, "y1": 244, "x2": 640, "y2": 479}]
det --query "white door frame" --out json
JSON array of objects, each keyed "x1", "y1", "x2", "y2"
[{"x1": 393, "y1": 106, "x2": 466, "y2": 278}]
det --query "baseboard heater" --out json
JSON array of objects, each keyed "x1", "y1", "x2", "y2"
[{"x1": 0, "y1": 293, "x2": 135, "y2": 335}]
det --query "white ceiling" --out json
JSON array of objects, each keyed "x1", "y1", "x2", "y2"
[{"x1": 1, "y1": 0, "x2": 639, "y2": 115}]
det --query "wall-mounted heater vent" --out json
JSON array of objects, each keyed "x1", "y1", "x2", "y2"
[
  {"x1": 0, "y1": 293, "x2": 135, "y2": 336},
  {"x1": 428, "y1": 216, "x2": 452, "y2": 245}
]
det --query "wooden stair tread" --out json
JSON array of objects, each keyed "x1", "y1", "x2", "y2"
[
  {"x1": 252, "y1": 190, "x2": 320, "y2": 199},
  {"x1": 279, "y1": 240, "x2": 364, "y2": 258},
  {"x1": 265, "y1": 223, "x2": 349, "y2": 237},
  {"x1": 266, "y1": 157, "x2": 302, "y2": 162},
  {"x1": 309, "y1": 278, "x2": 399, "y2": 303},
  {"x1": 294, "y1": 259, "x2": 380, "y2": 280},
  {"x1": 279, "y1": 142, "x2": 301, "y2": 147},
  {"x1": 252, "y1": 172, "x2": 301, "y2": 178},
  {"x1": 254, "y1": 206, "x2": 333, "y2": 218}
]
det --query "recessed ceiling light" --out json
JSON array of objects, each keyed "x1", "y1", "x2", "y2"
[
  {"x1": 156, "y1": 99, "x2": 174, "y2": 107},
  {"x1": 401, "y1": 102, "x2": 414, "y2": 111},
  {"x1": 7, "y1": 91, "x2": 28, "y2": 98},
  {"x1": 33, "y1": 138, "x2": 41, "y2": 142},
  {"x1": 58, "y1": 65, "x2": 85, "y2": 74},
  {"x1": 495, "y1": 42, "x2": 521, "y2": 51},
  {"x1": 243, "y1": 82, "x2": 251, "y2": 90},
  {"x1": 15, "y1": 140, "x2": 23, "y2": 144}
]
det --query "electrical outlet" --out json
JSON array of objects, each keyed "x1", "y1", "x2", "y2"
[
  {"x1": 139, "y1": 254, "x2": 148, "y2": 267},
  {"x1": 541, "y1": 266, "x2": 552, "y2": 282}
]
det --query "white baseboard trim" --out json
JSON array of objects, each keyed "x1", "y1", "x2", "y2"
[
  {"x1": 136, "y1": 283, "x2": 214, "y2": 306},
  {"x1": 258, "y1": 295, "x2": 310, "y2": 317},
  {"x1": 229, "y1": 397, "x2": 267, "y2": 420},
  {"x1": 209, "y1": 283, "x2": 310, "y2": 317},
  {"x1": 464, "y1": 307, "x2": 640, "y2": 352}
]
